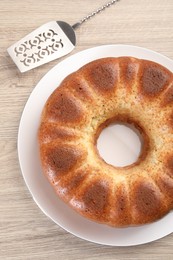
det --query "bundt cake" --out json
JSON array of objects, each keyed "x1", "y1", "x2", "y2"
[{"x1": 38, "y1": 57, "x2": 173, "y2": 227}]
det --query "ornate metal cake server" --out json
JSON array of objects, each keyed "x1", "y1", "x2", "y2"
[{"x1": 7, "y1": 0, "x2": 120, "y2": 72}]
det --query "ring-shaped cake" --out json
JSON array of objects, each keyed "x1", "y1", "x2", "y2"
[{"x1": 38, "y1": 57, "x2": 173, "y2": 227}]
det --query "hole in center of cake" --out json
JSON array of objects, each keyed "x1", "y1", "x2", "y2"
[{"x1": 97, "y1": 123, "x2": 143, "y2": 167}]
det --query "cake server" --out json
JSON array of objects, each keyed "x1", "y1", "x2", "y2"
[{"x1": 7, "y1": 0, "x2": 120, "y2": 72}]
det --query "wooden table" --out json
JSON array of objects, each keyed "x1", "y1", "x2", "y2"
[{"x1": 1, "y1": 0, "x2": 173, "y2": 259}]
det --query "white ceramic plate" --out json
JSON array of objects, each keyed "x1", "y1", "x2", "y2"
[{"x1": 18, "y1": 45, "x2": 173, "y2": 246}]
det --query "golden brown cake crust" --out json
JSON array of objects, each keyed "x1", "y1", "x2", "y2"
[{"x1": 38, "y1": 57, "x2": 173, "y2": 227}]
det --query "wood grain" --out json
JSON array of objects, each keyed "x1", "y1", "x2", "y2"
[{"x1": 0, "y1": 0, "x2": 173, "y2": 259}]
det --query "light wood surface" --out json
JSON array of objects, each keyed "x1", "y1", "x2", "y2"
[{"x1": 1, "y1": 0, "x2": 173, "y2": 259}]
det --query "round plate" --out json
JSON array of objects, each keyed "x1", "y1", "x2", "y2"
[{"x1": 18, "y1": 45, "x2": 173, "y2": 246}]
